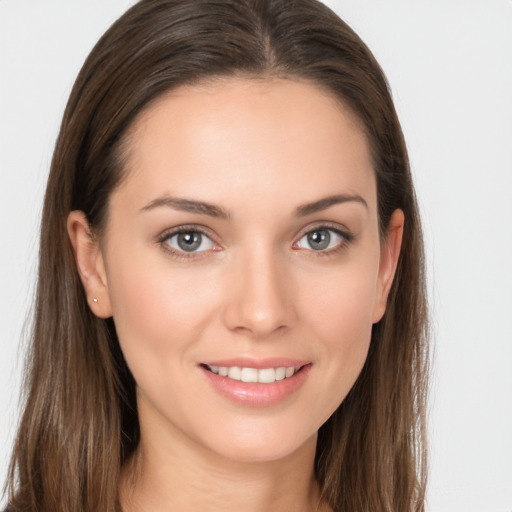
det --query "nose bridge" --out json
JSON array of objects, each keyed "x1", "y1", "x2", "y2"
[{"x1": 223, "y1": 240, "x2": 296, "y2": 337}]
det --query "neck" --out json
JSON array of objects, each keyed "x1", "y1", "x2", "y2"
[{"x1": 120, "y1": 418, "x2": 328, "y2": 512}]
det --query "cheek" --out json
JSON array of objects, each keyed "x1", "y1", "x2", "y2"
[
  {"x1": 300, "y1": 259, "x2": 379, "y2": 408},
  {"x1": 105, "y1": 251, "x2": 219, "y2": 370},
  {"x1": 304, "y1": 254, "x2": 378, "y2": 339}
]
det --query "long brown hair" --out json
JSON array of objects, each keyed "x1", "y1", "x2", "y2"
[{"x1": 5, "y1": 1, "x2": 429, "y2": 511}]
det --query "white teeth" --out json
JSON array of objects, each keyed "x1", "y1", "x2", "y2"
[
  {"x1": 275, "y1": 367, "x2": 286, "y2": 381},
  {"x1": 228, "y1": 366, "x2": 242, "y2": 380},
  {"x1": 258, "y1": 368, "x2": 276, "y2": 384},
  {"x1": 241, "y1": 367, "x2": 258, "y2": 383},
  {"x1": 206, "y1": 365, "x2": 298, "y2": 383}
]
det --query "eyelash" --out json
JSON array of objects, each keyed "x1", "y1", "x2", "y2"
[
  {"x1": 157, "y1": 225, "x2": 220, "y2": 260},
  {"x1": 293, "y1": 223, "x2": 354, "y2": 257},
  {"x1": 157, "y1": 223, "x2": 354, "y2": 260}
]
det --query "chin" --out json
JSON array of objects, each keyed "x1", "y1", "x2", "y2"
[{"x1": 187, "y1": 413, "x2": 321, "y2": 465}]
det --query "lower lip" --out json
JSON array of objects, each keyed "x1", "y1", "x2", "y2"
[{"x1": 200, "y1": 364, "x2": 312, "y2": 407}]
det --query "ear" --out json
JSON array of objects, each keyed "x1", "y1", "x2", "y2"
[
  {"x1": 372, "y1": 209, "x2": 404, "y2": 323},
  {"x1": 67, "y1": 211, "x2": 113, "y2": 319}
]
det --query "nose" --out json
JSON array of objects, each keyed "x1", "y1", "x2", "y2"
[{"x1": 222, "y1": 246, "x2": 297, "y2": 338}]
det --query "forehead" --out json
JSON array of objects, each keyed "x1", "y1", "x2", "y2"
[{"x1": 113, "y1": 77, "x2": 376, "y2": 215}]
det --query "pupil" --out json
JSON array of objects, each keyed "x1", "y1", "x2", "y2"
[
  {"x1": 177, "y1": 232, "x2": 201, "y2": 251},
  {"x1": 308, "y1": 230, "x2": 330, "y2": 250}
]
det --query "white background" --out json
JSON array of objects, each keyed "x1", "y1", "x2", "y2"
[{"x1": 1, "y1": 1, "x2": 511, "y2": 511}]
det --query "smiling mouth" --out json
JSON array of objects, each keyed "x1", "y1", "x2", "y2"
[{"x1": 202, "y1": 364, "x2": 303, "y2": 384}]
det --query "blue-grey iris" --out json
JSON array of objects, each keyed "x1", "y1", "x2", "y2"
[
  {"x1": 307, "y1": 229, "x2": 330, "y2": 250},
  {"x1": 177, "y1": 232, "x2": 202, "y2": 252}
]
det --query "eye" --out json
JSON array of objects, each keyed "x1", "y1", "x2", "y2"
[
  {"x1": 163, "y1": 230, "x2": 216, "y2": 253},
  {"x1": 295, "y1": 227, "x2": 348, "y2": 252}
]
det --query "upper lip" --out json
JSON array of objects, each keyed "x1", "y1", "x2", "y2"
[{"x1": 200, "y1": 357, "x2": 311, "y2": 369}]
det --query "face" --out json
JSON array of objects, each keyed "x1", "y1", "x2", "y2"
[{"x1": 70, "y1": 78, "x2": 402, "y2": 464}]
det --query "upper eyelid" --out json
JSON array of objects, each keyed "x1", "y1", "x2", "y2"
[
  {"x1": 157, "y1": 224, "x2": 217, "y2": 241},
  {"x1": 294, "y1": 221, "x2": 352, "y2": 240}
]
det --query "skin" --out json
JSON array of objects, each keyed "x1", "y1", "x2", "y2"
[{"x1": 68, "y1": 78, "x2": 403, "y2": 512}]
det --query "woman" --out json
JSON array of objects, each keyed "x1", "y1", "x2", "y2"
[{"x1": 4, "y1": 0, "x2": 429, "y2": 511}]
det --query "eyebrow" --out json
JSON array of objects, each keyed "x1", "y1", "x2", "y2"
[
  {"x1": 141, "y1": 193, "x2": 367, "y2": 219},
  {"x1": 141, "y1": 196, "x2": 230, "y2": 219},
  {"x1": 295, "y1": 194, "x2": 368, "y2": 216}
]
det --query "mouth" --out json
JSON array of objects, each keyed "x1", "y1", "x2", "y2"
[
  {"x1": 201, "y1": 364, "x2": 303, "y2": 384},
  {"x1": 199, "y1": 360, "x2": 311, "y2": 406}
]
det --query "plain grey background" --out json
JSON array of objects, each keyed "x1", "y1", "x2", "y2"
[{"x1": 1, "y1": 1, "x2": 511, "y2": 511}]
